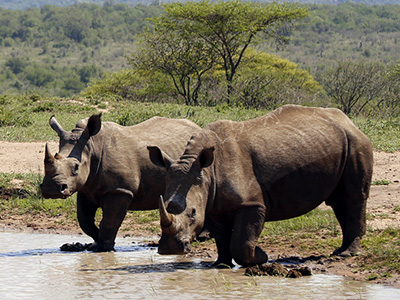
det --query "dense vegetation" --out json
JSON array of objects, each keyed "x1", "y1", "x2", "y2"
[
  {"x1": 0, "y1": 2, "x2": 398, "y2": 112},
  {"x1": 266, "y1": 2, "x2": 400, "y2": 71},
  {"x1": 0, "y1": 3, "x2": 162, "y2": 96},
  {"x1": 1, "y1": 0, "x2": 399, "y2": 10}
]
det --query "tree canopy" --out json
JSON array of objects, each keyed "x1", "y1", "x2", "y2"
[{"x1": 132, "y1": 0, "x2": 309, "y2": 104}]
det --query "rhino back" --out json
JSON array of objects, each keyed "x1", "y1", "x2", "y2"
[
  {"x1": 84, "y1": 117, "x2": 201, "y2": 209},
  {"x1": 207, "y1": 105, "x2": 372, "y2": 220}
]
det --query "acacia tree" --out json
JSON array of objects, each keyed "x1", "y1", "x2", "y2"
[
  {"x1": 131, "y1": 0, "x2": 308, "y2": 105},
  {"x1": 159, "y1": 0, "x2": 309, "y2": 102},
  {"x1": 130, "y1": 22, "x2": 217, "y2": 105}
]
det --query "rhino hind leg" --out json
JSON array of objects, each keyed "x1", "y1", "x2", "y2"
[
  {"x1": 331, "y1": 197, "x2": 365, "y2": 256},
  {"x1": 230, "y1": 205, "x2": 268, "y2": 267},
  {"x1": 329, "y1": 173, "x2": 369, "y2": 256}
]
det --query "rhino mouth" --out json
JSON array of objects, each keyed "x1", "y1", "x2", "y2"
[
  {"x1": 158, "y1": 236, "x2": 191, "y2": 255},
  {"x1": 60, "y1": 185, "x2": 72, "y2": 197},
  {"x1": 40, "y1": 184, "x2": 72, "y2": 199}
]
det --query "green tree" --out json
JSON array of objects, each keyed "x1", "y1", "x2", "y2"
[
  {"x1": 319, "y1": 60, "x2": 390, "y2": 116},
  {"x1": 232, "y1": 49, "x2": 322, "y2": 109},
  {"x1": 130, "y1": 25, "x2": 217, "y2": 105},
  {"x1": 155, "y1": 0, "x2": 308, "y2": 102},
  {"x1": 5, "y1": 57, "x2": 27, "y2": 75}
]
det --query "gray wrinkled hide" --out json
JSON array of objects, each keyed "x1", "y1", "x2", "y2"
[
  {"x1": 155, "y1": 105, "x2": 373, "y2": 266},
  {"x1": 41, "y1": 114, "x2": 201, "y2": 252}
]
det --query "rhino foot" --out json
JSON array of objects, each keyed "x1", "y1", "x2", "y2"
[
  {"x1": 332, "y1": 237, "x2": 363, "y2": 257},
  {"x1": 60, "y1": 242, "x2": 90, "y2": 252},
  {"x1": 211, "y1": 259, "x2": 234, "y2": 269},
  {"x1": 91, "y1": 241, "x2": 115, "y2": 252}
]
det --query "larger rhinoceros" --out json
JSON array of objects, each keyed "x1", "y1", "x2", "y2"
[
  {"x1": 148, "y1": 105, "x2": 373, "y2": 267},
  {"x1": 40, "y1": 114, "x2": 201, "y2": 252}
]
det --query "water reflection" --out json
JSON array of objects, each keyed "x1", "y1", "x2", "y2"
[{"x1": 0, "y1": 231, "x2": 399, "y2": 300}]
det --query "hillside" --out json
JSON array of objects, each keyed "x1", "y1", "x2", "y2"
[
  {"x1": 0, "y1": 2, "x2": 398, "y2": 97},
  {"x1": 265, "y1": 2, "x2": 400, "y2": 72}
]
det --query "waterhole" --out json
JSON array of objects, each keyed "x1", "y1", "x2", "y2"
[{"x1": 0, "y1": 231, "x2": 399, "y2": 299}]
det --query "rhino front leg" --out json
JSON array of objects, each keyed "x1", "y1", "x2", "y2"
[
  {"x1": 77, "y1": 192, "x2": 99, "y2": 243},
  {"x1": 230, "y1": 205, "x2": 268, "y2": 267},
  {"x1": 206, "y1": 219, "x2": 234, "y2": 268},
  {"x1": 95, "y1": 190, "x2": 133, "y2": 252}
]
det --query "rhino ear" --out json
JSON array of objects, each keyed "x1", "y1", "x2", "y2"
[
  {"x1": 86, "y1": 113, "x2": 102, "y2": 137},
  {"x1": 196, "y1": 147, "x2": 214, "y2": 169},
  {"x1": 147, "y1": 146, "x2": 173, "y2": 169}
]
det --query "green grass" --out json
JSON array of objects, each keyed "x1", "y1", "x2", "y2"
[
  {"x1": 361, "y1": 227, "x2": 400, "y2": 274},
  {"x1": 0, "y1": 94, "x2": 398, "y2": 153},
  {"x1": 261, "y1": 209, "x2": 339, "y2": 237},
  {"x1": 0, "y1": 173, "x2": 76, "y2": 217},
  {"x1": 0, "y1": 95, "x2": 267, "y2": 142},
  {"x1": 353, "y1": 117, "x2": 400, "y2": 152}
]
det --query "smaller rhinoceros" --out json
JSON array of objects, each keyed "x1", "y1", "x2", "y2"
[
  {"x1": 40, "y1": 114, "x2": 201, "y2": 252},
  {"x1": 148, "y1": 105, "x2": 373, "y2": 267}
]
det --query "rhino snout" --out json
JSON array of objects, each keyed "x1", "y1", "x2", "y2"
[
  {"x1": 40, "y1": 182, "x2": 71, "y2": 199},
  {"x1": 166, "y1": 196, "x2": 186, "y2": 215},
  {"x1": 158, "y1": 236, "x2": 191, "y2": 255}
]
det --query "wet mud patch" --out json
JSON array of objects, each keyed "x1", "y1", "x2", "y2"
[
  {"x1": 59, "y1": 240, "x2": 156, "y2": 252},
  {"x1": 82, "y1": 261, "x2": 213, "y2": 274},
  {"x1": 245, "y1": 262, "x2": 312, "y2": 278}
]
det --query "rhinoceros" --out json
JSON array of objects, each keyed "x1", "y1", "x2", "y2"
[
  {"x1": 148, "y1": 105, "x2": 373, "y2": 267},
  {"x1": 40, "y1": 113, "x2": 201, "y2": 252}
]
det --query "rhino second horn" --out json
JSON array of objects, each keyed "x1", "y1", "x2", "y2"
[{"x1": 159, "y1": 196, "x2": 178, "y2": 233}]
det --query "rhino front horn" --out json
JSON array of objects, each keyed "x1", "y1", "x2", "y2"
[
  {"x1": 44, "y1": 142, "x2": 55, "y2": 163},
  {"x1": 159, "y1": 196, "x2": 178, "y2": 233}
]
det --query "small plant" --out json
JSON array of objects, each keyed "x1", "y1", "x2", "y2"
[
  {"x1": 366, "y1": 274, "x2": 379, "y2": 281},
  {"x1": 372, "y1": 179, "x2": 391, "y2": 185}
]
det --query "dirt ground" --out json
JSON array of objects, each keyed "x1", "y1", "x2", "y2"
[{"x1": 0, "y1": 141, "x2": 399, "y2": 287}]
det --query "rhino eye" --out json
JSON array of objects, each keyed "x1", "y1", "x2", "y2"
[
  {"x1": 72, "y1": 163, "x2": 80, "y2": 175},
  {"x1": 194, "y1": 175, "x2": 202, "y2": 184},
  {"x1": 188, "y1": 208, "x2": 196, "y2": 224},
  {"x1": 188, "y1": 208, "x2": 196, "y2": 219}
]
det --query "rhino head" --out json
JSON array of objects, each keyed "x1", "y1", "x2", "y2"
[
  {"x1": 40, "y1": 114, "x2": 101, "y2": 199},
  {"x1": 148, "y1": 140, "x2": 215, "y2": 254}
]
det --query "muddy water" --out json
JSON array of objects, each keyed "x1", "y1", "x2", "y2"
[{"x1": 0, "y1": 231, "x2": 399, "y2": 300}]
